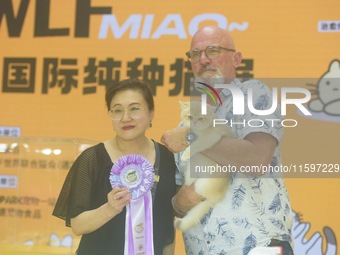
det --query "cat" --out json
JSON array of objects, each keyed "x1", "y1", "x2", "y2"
[
  {"x1": 174, "y1": 100, "x2": 234, "y2": 232},
  {"x1": 308, "y1": 59, "x2": 340, "y2": 116}
]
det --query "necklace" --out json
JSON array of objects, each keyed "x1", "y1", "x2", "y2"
[{"x1": 115, "y1": 137, "x2": 150, "y2": 159}]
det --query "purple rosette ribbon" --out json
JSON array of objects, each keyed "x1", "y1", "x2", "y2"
[{"x1": 110, "y1": 154, "x2": 154, "y2": 255}]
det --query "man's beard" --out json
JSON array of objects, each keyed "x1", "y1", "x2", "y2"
[
  {"x1": 196, "y1": 65, "x2": 222, "y2": 78},
  {"x1": 193, "y1": 66, "x2": 235, "y2": 94},
  {"x1": 195, "y1": 65, "x2": 234, "y2": 84}
]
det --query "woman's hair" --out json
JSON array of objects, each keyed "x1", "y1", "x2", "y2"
[{"x1": 105, "y1": 78, "x2": 154, "y2": 111}]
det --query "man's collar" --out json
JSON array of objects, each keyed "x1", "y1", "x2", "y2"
[{"x1": 220, "y1": 78, "x2": 241, "y2": 96}]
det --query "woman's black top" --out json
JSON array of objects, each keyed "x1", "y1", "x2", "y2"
[{"x1": 52, "y1": 142, "x2": 176, "y2": 255}]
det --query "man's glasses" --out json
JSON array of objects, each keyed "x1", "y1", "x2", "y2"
[
  {"x1": 185, "y1": 45, "x2": 235, "y2": 63},
  {"x1": 109, "y1": 105, "x2": 145, "y2": 120}
]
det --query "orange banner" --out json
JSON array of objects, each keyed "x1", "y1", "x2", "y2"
[{"x1": 1, "y1": 0, "x2": 339, "y2": 254}]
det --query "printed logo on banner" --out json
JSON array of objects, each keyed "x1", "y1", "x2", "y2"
[
  {"x1": 99, "y1": 14, "x2": 249, "y2": 39},
  {"x1": 0, "y1": 0, "x2": 249, "y2": 38}
]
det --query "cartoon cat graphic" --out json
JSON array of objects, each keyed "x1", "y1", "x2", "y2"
[
  {"x1": 23, "y1": 233, "x2": 73, "y2": 248},
  {"x1": 49, "y1": 233, "x2": 73, "y2": 247},
  {"x1": 308, "y1": 60, "x2": 340, "y2": 116},
  {"x1": 292, "y1": 211, "x2": 337, "y2": 255}
]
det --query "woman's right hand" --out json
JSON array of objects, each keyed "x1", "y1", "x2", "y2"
[
  {"x1": 71, "y1": 187, "x2": 132, "y2": 235},
  {"x1": 107, "y1": 187, "x2": 132, "y2": 216}
]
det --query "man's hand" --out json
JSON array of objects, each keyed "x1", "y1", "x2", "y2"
[
  {"x1": 174, "y1": 182, "x2": 205, "y2": 214},
  {"x1": 161, "y1": 126, "x2": 189, "y2": 153}
]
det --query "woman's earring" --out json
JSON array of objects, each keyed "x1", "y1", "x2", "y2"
[{"x1": 149, "y1": 121, "x2": 152, "y2": 128}]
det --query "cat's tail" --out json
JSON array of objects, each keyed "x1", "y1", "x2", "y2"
[
  {"x1": 324, "y1": 226, "x2": 337, "y2": 255},
  {"x1": 196, "y1": 178, "x2": 229, "y2": 201},
  {"x1": 174, "y1": 199, "x2": 214, "y2": 232}
]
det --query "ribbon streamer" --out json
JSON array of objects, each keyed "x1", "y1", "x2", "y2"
[{"x1": 110, "y1": 154, "x2": 154, "y2": 255}]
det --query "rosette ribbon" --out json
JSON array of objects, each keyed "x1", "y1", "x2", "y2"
[{"x1": 110, "y1": 154, "x2": 155, "y2": 255}]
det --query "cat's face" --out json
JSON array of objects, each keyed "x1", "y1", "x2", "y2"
[{"x1": 180, "y1": 101, "x2": 215, "y2": 130}]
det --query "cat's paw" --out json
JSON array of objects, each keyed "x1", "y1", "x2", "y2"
[
  {"x1": 181, "y1": 148, "x2": 190, "y2": 161},
  {"x1": 174, "y1": 218, "x2": 193, "y2": 232},
  {"x1": 181, "y1": 154, "x2": 190, "y2": 161},
  {"x1": 174, "y1": 218, "x2": 182, "y2": 230}
]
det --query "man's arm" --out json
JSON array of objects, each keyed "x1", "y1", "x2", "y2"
[
  {"x1": 162, "y1": 127, "x2": 277, "y2": 175},
  {"x1": 203, "y1": 132, "x2": 277, "y2": 176},
  {"x1": 171, "y1": 132, "x2": 277, "y2": 214},
  {"x1": 161, "y1": 126, "x2": 189, "y2": 153},
  {"x1": 172, "y1": 182, "x2": 205, "y2": 217}
]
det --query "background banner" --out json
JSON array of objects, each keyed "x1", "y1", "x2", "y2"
[{"x1": 1, "y1": 0, "x2": 339, "y2": 254}]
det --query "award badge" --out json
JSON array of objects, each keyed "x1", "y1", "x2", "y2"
[{"x1": 110, "y1": 154, "x2": 154, "y2": 255}]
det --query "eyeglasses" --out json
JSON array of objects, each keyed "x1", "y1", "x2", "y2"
[
  {"x1": 185, "y1": 45, "x2": 236, "y2": 63},
  {"x1": 109, "y1": 105, "x2": 145, "y2": 120}
]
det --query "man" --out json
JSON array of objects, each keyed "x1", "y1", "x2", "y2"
[{"x1": 161, "y1": 26, "x2": 294, "y2": 255}]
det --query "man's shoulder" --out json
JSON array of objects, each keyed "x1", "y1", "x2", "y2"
[
  {"x1": 240, "y1": 78, "x2": 269, "y2": 89},
  {"x1": 237, "y1": 79, "x2": 273, "y2": 97}
]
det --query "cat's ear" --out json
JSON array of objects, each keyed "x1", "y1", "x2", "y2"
[
  {"x1": 179, "y1": 101, "x2": 190, "y2": 110},
  {"x1": 206, "y1": 103, "x2": 217, "y2": 112}
]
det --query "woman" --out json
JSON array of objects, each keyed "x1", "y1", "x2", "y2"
[{"x1": 53, "y1": 78, "x2": 176, "y2": 255}]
